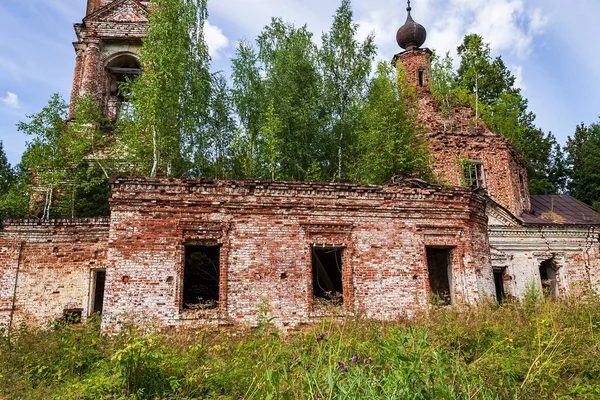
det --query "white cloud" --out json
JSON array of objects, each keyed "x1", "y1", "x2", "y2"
[
  {"x1": 0, "y1": 92, "x2": 19, "y2": 109},
  {"x1": 419, "y1": 0, "x2": 551, "y2": 60},
  {"x1": 528, "y1": 8, "x2": 549, "y2": 34},
  {"x1": 205, "y1": 21, "x2": 229, "y2": 60},
  {"x1": 510, "y1": 65, "x2": 526, "y2": 90}
]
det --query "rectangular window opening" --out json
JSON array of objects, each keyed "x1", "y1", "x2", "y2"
[
  {"x1": 493, "y1": 269, "x2": 506, "y2": 303},
  {"x1": 64, "y1": 308, "x2": 83, "y2": 324},
  {"x1": 462, "y1": 160, "x2": 485, "y2": 189},
  {"x1": 312, "y1": 247, "x2": 343, "y2": 305},
  {"x1": 540, "y1": 259, "x2": 558, "y2": 298},
  {"x1": 184, "y1": 245, "x2": 220, "y2": 310},
  {"x1": 426, "y1": 247, "x2": 453, "y2": 305},
  {"x1": 91, "y1": 269, "x2": 106, "y2": 315},
  {"x1": 418, "y1": 69, "x2": 425, "y2": 87}
]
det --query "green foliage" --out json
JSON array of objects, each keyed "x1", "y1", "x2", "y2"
[
  {"x1": 13, "y1": 93, "x2": 111, "y2": 219},
  {"x1": 2, "y1": 298, "x2": 600, "y2": 399},
  {"x1": 429, "y1": 52, "x2": 458, "y2": 132},
  {"x1": 566, "y1": 122, "x2": 600, "y2": 210},
  {"x1": 0, "y1": 143, "x2": 29, "y2": 221},
  {"x1": 18, "y1": 93, "x2": 69, "y2": 189},
  {"x1": 0, "y1": 141, "x2": 14, "y2": 195},
  {"x1": 457, "y1": 34, "x2": 515, "y2": 107},
  {"x1": 320, "y1": 0, "x2": 376, "y2": 180},
  {"x1": 0, "y1": 164, "x2": 30, "y2": 221},
  {"x1": 450, "y1": 34, "x2": 566, "y2": 194},
  {"x1": 119, "y1": 0, "x2": 212, "y2": 177},
  {"x1": 232, "y1": 17, "x2": 328, "y2": 181},
  {"x1": 351, "y1": 62, "x2": 433, "y2": 184},
  {"x1": 256, "y1": 18, "x2": 325, "y2": 181},
  {"x1": 227, "y1": 3, "x2": 429, "y2": 184}
]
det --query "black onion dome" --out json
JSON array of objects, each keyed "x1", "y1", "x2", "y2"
[{"x1": 396, "y1": 3, "x2": 427, "y2": 50}]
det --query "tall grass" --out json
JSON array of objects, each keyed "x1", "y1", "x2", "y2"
[{"x1": 1, "y1": 295, "x2": 600, "y2": 399}]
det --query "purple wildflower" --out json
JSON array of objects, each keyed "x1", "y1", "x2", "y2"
[
  {"x1": 351, "y1": 352, "x2": 358, "y2": 363},
  {"x1": 316, "y1": 332, "x2": 327, "y2": 342},
  {"x1": 363, "y1": 357, "x2": 373, "y2": 365}
]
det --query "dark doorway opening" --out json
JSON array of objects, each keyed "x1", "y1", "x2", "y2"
[
  {"x1": 92, "y1": 269, "x2": 106, "y2": 315},
  {"x1": 540, "y1": 259, "x2": 558, "y2": 298},
  {"x1": 426, "y1": 247, "x2": 452, "y2": 305},
  {"x1": 183, "y1": 245, "x2": 220, "y2": 310},
  {"x1": 493, "y1": 269, "x2": 506, "y2": 303},
  {"x1": 312, "y1": 247, "x2": 343, "y2": 304}
]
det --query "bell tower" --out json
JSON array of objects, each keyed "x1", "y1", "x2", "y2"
[{"x1": 69, "y1": 0, "x2": 149, "y2": 121}]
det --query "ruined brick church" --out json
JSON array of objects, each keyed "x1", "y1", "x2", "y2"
[{"x1": 1, "y1": 0, "x2": 599, "y2": 330}]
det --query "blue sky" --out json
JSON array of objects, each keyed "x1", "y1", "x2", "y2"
[{"x1": 1, "y1": 0, "x2": 599, "y2": 167}]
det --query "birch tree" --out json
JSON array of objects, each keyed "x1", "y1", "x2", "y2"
[
  {"x1": 351, "y1": 62, "x2": 433, "y2": 184},
  {"x1": 429, "y1": 52, "x2": 457, "y2": 132},
  {"x1": 120, "y1": 0, "x2": 211, "y2": 177},
  {"x1": 320, "y1": 0, "x2": 376, "y2": 180}
]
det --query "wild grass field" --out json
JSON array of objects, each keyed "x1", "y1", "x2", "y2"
[{"x1": 1, "y1": 290, "x2": 600, "y2": 399}]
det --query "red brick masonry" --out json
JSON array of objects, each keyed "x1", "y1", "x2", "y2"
[{"x1": 98, "y1": 177, "x2": 493, "y2": 329}]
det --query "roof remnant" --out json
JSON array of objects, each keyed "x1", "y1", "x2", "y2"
[{"x1": 521, "y1": 195, "x2": 600, "y2": 225}]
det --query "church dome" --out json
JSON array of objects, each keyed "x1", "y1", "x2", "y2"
[{"x1": 396, "y1": 1, "x2": 427, "y2": 50}]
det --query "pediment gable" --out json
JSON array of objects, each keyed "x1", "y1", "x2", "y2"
[
  {"x1": 486, "y1": 200, "x2": 521, "y2": 227},
  {"x1": 85, "y1": 0, "x2": 148, "y2": 24}
]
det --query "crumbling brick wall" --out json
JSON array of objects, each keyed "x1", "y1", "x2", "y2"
[
  {"x1": 103, "y1": 177, "x2": 494, "y2": 329},
  {"x1": 0, "y1": 219, "x2": 109, "y2": 328},
  {"x1": 394, "y1": 49, "x2": 531, "y2": 217}
]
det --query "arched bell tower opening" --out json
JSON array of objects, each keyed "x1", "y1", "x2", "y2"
[
  {"x1": 69, "y1": 0, "x2": 149, "y2": 121},
  {"x1": 105, "y1": 53, "x2": 141, "y2": 121}
]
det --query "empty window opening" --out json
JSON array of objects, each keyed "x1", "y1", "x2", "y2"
[
  {"x1": 519, "y1": 173, "x2": 525, "y2": 195},
  {"x1": 91, "y1": 269, "x2": 106, "y2": 315},
  {"x1": 312, "y1": 247, "x2": 343, "y2": 304},
  {"x1": 106, "y1": 54, "x2": 140, "y2": 120},
  {"x1": 540, "y1": 259, "x2": 558, "y2": 298},
  {"x1": 426, "y1": 247, "x2": 453, "y2": 305},
  {"x1": 493, "y1": 269, "x2": 506, "y2": 303},
  {"x1": 418, "y1": 69, "x2": 425, "y2": 87},
  {"x1": 64, "y1": 308, "x2": 83, "y2": 324},
  {"x1": 519, "y1": 172, "x2": 529, "y2": 209},
  {"x1": 184, "y1": 245, "x2": 220, "y2": 310},
  {"x1": 462, "y1": 160, "x2": 485, "y2": 189}
]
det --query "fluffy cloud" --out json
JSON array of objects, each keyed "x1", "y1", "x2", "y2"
[
  {"x1": 0, "y1": 92, "x2": 19, "y2": 109},
  {"x1": 205, "y1": 21, "x2": 229, "y2": 60},
  {"x1": 424, "y1": 0, "x2": 550, "y2": 59}
]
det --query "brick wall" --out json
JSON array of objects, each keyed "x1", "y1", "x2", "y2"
[
  {"x1": 102, "y1": 177, "x2": 494, "y2": 329},
  {"x1": 0, "y1": 219, "x2": 109, "y2": 328}
]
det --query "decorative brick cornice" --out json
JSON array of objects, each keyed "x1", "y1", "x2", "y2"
[
  {"x1": 489, "y1": 226, "x2": 599, "y2": 239},
  {"x1": 110, "y1": 177, "x2": 483, "y2": 207}
]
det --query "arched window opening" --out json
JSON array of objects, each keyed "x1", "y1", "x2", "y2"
[{"x1": 106, "y1": 54, "x2": 140, "y2": 121}]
